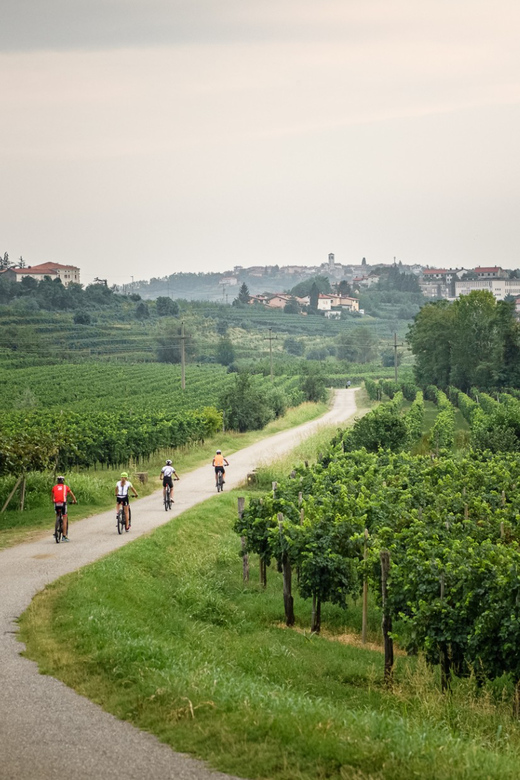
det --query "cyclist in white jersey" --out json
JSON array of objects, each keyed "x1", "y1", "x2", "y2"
[
  {"x1": 115, "y1": 472, "x2": 138, "y2": 531},
  {"x1": 160, "y1": 459, "x2": 180, "y2": 502}
]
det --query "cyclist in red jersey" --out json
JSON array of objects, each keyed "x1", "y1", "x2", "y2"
[{"x1": 51, "y1": 476, "x2": 77, "y2": 542}]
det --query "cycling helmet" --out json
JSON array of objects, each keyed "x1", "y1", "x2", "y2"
[
  {"x1": 57, "y1": 476, "x2": 65, "y2": 483},
  {"x1": 216, "y1": 449, "x2": 221, "y2": 454},
  {"x1": 120, "y1": 472, "x2": 128, "y2": 478},
  {"x1": 166, "y1": 459, "x2": 172, "y2": 465}
]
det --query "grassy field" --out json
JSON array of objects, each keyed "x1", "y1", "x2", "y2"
[
  {"x1": 20, "y1": 487, "x2": 520, "y2": 780},
  {"x1": 18, "y1": 397, "x2": 520, "y2": 780},
  {"x1": 0, "y1": 399, "x2": 329, "y2": 550}
]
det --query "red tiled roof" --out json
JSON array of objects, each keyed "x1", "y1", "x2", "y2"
[
  {"x1": 474, "y1": 267, "x2": 501, "y2": 273},
  {"x1": 13, "y1": 262, "x2": 78, "y2": 274},
  {"x1": 423, "y1": 269, "x2": 449, "y2": 275}
]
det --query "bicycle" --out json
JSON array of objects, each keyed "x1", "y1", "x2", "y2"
[
  {"x1": 116, "y1": 503, "x2": 132, "y2": 534},
  {"x1": 216, "y1": 469, "x2": 225, "y2": 492},
  {"x1": 54, "y1": 505, "x2": 64, "y2": 543},
  {"x1": 164, "y1": 483, "x2": 172, "y2": 511}
]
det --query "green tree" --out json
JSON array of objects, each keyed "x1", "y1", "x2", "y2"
[
  {"x1": 283, "y1": 296, "x2": 301, "y2": 314},
  {"x1": 301, "y1": 370, "x2": 327, "y2": 402},
  {"x1": 283, "y1": 337, "x2": 305, "y2": 356},
  {"x1": 218, "y1": 372, "x2": 274, "y2": 432},
  {"x1": 156, "y1": 296, "x2": 179, "y2": 317},
  {"x1": 309, "y1": 282, "x2": 320, "y2": 311},
  {"x1": 156, "y1": 323, "x2": 196, "y2": 364},
  {"x1": 235, "y1": 283, "x2": 250, "y2": 305},
  {"x1": 216, "y1": 337, "x2": 235, "y2": 366},
  {"x1": 290, "y1": 275, "x2": 331, "y2": 298},
  {"x1": 135, "y1": 301, "x2": 150, "y2": 320},
  {"x1": 407, "y1": 300, "x2": 454, "y2": 389},
  {"x1": 336, "y1": 326, "x2": 378, "y2": 363}
]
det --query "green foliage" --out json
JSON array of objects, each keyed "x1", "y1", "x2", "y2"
[
  {"x1": 289, "y1": 275, "x2": 331, "y2": 298},
  {"x1": 341, "y1": 394, "x2": 407, "y2": 453},
  {"x1": 408, "y1": 292, "x2": 520, "y2": 392},
  {"x1": 155, "y1": 297, "x2": 179, "y2": 317},
  {"x1": 219, "y1": 373, "x2": 275, "y2": 432},
  {"x1": 73, "y1": 311, "x2": 92, "y2": 325},
  {"x1": 300, "y1": 370, "x2": 327, "y2": 403},
  {"x1": 283, "y1": 337, "x2": 305, "y2": 356},
  {"x1": 216, "y1": 337, "x2": 235, "y2": 366},
  {"x1": 156, "y1": 323, "x2": 196, "y2": 363},
  {"x1": 336, "y1": 326, "x2": 378, "y2": 363}
]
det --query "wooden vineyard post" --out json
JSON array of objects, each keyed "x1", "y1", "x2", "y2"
[
  {"x1": 259, "y1": 559, "x2": 267, "y2": 587},
  {"x1": 362, "y1": 528, "x2": 369, "y2": 644},
  {"x1": 1, "y1": 475, "x2": 23, "y2": 514},
  {"x1": 272, "y1": 482, "x2": 277, "y2": 498},
  {"x1": 238, "y1": 497, "x2": 249, "y2": 582},
  {"x1": 20, "y1": 476, "x2": 26, "y2": 511},
  {"x1": 514, "y1": 679, "x2": 520, "y2": 719},
  {"x1": 278, "y1": 513, "x2": 295, "y2": 627},
  {"x1": 439, "y1": 572, "x2": 450, "y2": 692},
  {"x1": 311, "y1": 594, "x2": 321, "y2": 634},
  {"x1": 380, "y1": 551, "x2": 394, "y2": 685}
]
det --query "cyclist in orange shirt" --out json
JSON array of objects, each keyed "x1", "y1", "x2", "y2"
[
  {"x1": 212, "y1": 449, "x2": 229, "y2": 487},
  {"x1": 51, "y1": 476, "x2": 77, "y2": 542}
]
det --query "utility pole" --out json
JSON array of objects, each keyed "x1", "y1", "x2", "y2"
[
  {"x1": 180, "y1": 320, "x2": 186, "y2": 390},
  {"x1": 264, "y1": 327, "x2": 276, "y2": 381}
]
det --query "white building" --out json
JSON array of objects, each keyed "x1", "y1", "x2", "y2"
[
  {"x1": 455, "y1": 278, "x2": 520, "y2": 301},
  {"x1": 13, "y1": 262, "x2": 80, "y2": 287}
]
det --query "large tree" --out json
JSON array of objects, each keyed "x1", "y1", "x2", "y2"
[{"x1": 408, "y1": 291, "x2": 520, "y2": 391}]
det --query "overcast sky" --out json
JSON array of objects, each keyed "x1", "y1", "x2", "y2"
[{"x1": 2, "y1": 0, "x2": 520, "y2": 286}]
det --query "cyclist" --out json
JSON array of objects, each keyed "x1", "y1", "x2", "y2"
[
  {"x1": 160, "y1": 459, "x2": 180, "y2": 502},
  {"x1": 115, "y1": 472, "x2": 138, "y2": 531},
  {"x1": 212, "y1": 449, "x2": 229, "y2": 487},
  {"x1": 51, "y1": 476, "x2": 77, "y2": 542}
]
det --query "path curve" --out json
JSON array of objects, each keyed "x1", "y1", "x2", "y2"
[{"x1": 0, "y1": 389, "x2": 359, "y2": 780}]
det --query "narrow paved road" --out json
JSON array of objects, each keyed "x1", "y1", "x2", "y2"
[{"x1": 0, "y1": 389, "x2": 359, "y2": 780}]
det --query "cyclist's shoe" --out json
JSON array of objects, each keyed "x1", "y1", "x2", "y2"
[{"x1": 62, "y1": 536, "x2": 70, "y2": 542}]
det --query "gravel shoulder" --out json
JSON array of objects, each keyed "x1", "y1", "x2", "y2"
[{"x1": 0, "y1": 389, "x2": 359, "y2": 780}]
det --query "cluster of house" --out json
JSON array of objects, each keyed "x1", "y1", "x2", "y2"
[
  {"x1": 248, "y1": 291, "x2": 360, "y2": 318},
  {"x1": 0, "y1": 262, "x2": 80, "y2": 287},
  {"x1": 420, "y1": 266, "x2": 520, "y2": 308}
]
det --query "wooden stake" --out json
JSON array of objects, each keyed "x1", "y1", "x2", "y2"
[
  {"x1": 278, "y1": 513, "x2": 294, "y2": 626},
  {"x1": 1, "y1": 475, "x2": 23, "y2": 514},
  {"x1": 238, "y1": 497, "x2": 249, "y2": 582},
  {"x1": 380, "y1": 551, "x2": 393, "y2": 685},
  {"x1": 19, "y1": 476, "x2": 26, "y2": 512},
  {"x1": 362, "y1": 528, "x2": 369, "y2": 644}
]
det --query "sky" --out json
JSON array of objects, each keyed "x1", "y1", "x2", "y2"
[{"x1": 2, "y1": 0, "x2": 520, "y2": 287}]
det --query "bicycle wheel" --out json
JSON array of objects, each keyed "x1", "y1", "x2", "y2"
[
  {"x1": 54, "y1": 513, "x2": 62, "y2": 543},
  {"x1": 117, "y1": 508, "x2": 124, "y2": 534},
  {"x1": 127, "y1": 506, "x2": 132, "y2": 530},
  {"x1": 164, "y1": 487, "x2": 170, "y2": 511}
]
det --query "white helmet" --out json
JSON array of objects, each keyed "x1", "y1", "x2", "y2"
[
  {"x1": 166, "y1": 459, "x2": 172, "y2": 465},
  {"x1": 216, "y1": 449, "x2": 221, "y2": 454}
]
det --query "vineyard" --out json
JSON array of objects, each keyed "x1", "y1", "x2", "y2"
[
  {"x1": 236, "y1": 386, "x2": 520, "y2": 711},
  {"x1": 0, "y1": 364, "x2": 308, "y2": 475}
]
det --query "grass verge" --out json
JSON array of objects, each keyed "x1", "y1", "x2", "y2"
[{"x1": 19, "y1": 492, "x2": 520, "y2": 778}]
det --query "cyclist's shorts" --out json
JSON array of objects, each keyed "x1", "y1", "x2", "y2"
[
  {"x1": 54, "y1": 502, "x2": 67, "y2": 514},
  {"x1": 116, "y1": 495, "x2": 129, "y2": 505},
  {"x1": 215, "y1": 466, "x2": 225, "y2": 474},
  {"x1": 162, "y1": 476, "x2": 173, "y2": 488}
]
